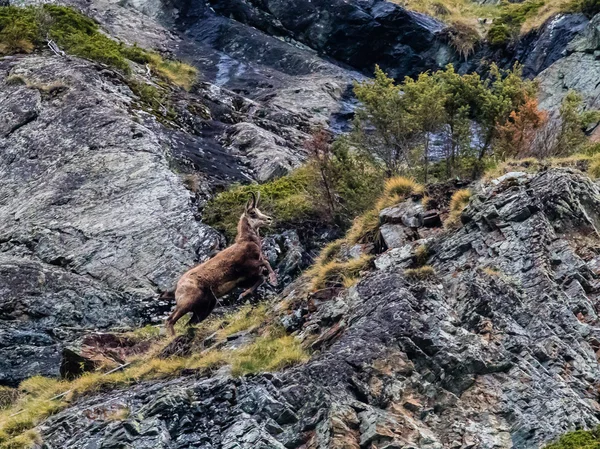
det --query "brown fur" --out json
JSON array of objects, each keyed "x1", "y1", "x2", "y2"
[{"x1": 165, "y1": 192, "x2": 277, "y2": 335}]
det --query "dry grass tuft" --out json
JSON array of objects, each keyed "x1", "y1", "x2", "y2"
[
  {"x1": 404, "y1": 265, "x2": 436, "y2": 280},
  {"x1": 147, "y1": 54, "x2": 197, "y2": 91},
  {"x1": 384, "y1": 176, "x2": 424, "y2": 198},
  {"x1": 445, "y1": 189, "x2": 471, "y2": 229},
  {"x1": 308, "y1": 255, "x2": 372, "y2": 291},
  {"x1": 414, "y1": 244, "x2": 429, "y2": 266}
]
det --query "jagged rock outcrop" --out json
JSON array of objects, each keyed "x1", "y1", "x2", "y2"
[{"x1": 36, "y1": 169, "x2": 600, "y2": 448}]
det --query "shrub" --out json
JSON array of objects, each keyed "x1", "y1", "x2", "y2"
[
  {"x1": 486, "y1": 0, "x2": 545, "y2": 46},
  {"x1": 204, "y1": 142, "x2": 384, "y2": 242},
  {"x1": 487, "y1": 23, "x2": 512, "y2": 46},
  {"x1": 545, "y1": 427, "x2": 600, "y2": 449},
  {"x1": 0, "y1": 7, "x2": 38, "y2": 55},
  {"x1": 404, "y1": 265, "x2": 436, "y2": 280},
  {"x1": 203, "y1": 165, "x2": 319, "y2": 241},
  {"x1": 354, "y1": 64, "x2": 537, "y2": 181}
]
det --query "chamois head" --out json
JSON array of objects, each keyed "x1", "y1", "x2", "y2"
[{"x1": 243, "y1": 192, "x2": 272, "y2": 231}]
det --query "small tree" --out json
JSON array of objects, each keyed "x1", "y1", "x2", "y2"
[
  {"x1": 472, "y1": 64, "x2": 537, "y2": 162},
  {"x1": 402, "y1": 72, "x2": 448, "y2": 182},
  {"x1": 496, "y1": 95, "x2": 548, "y2": 159},
  {"x1": 554, "y1": 91, "x2": 600, "y2": 156},
  {"x1": 304, "y1": 129, "x2": 338, "y2": 220},
  {"x1": 353, "y1": 66, "x2": 419, "y2": 175}
]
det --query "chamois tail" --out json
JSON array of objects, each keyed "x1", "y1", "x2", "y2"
[{"x1": 158, "y1": 290, "x2": 176, "y2": 302}]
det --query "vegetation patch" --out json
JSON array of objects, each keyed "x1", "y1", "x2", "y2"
[
  {"x1": 353, "y1": 64, "x2": 537, "y2": 180},
  {"x1": 204, "y1": 139, "x2": 384, "y2": 242},
  {"x1": 404, "y1": 265, "x2": 436, "y2": 280},
  {"x1": 231, "y1": 331, "x2": 309, "y2": 376},
  {"x1": 307, "y1": 254, "x2": 372, "y2": 291},
  {"x1": 0, "y1": 5, "x2": 196, "y2": 88},
  {"x1": 545, "y1": 427, "x2": 600, "y2": 449},
  {"x1": 346, "y1": 176, "x2": 424, "y2": 245}
]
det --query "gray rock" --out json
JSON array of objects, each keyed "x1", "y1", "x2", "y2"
[
  {"x1": 379, "y1": 223, "x2": 417, "y2": 249},
  {"x1": 374, "y1": 244, "x2": 413, "y2": 270},
  {"x1": 379, "y1": 200, "x2": 425, "y2": 228},
  {"x1": 538, "y1": 13, "x2": 600, "y2": 111}
]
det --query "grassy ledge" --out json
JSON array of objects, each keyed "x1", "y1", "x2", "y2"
[
  {"x1": 0, "y1": 304, "x2": 308, "y2": 449},
  {"x1": 0, "y1": 5, "x2": 197, "y2": 89}
]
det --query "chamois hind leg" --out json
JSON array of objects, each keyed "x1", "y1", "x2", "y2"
[
  {"x1": 188, "y1": 288, "x2": 217, "y2": 326},
  {"x1": 165, "y1": 303, "x2": 192, "y2": 336}
]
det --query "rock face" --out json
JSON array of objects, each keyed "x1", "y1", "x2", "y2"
[
  {"x1": 537, "y1": 13, "x2": 600, "y2": 111},
  {"x1": 516, "y1": 13, "x2": 589, "y2": 79},
  {"x1": 38, "y1": 169, "x2": 600, "y2": 448},
  {"x1": 0, "y1": 54, "x2": 228, "y2": 384},
  {"x1": 202, "y1": 0, "x2": 454, "y2": 79}
]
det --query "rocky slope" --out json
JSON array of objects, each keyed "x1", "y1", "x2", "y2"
[
  {"x1": 3, "y1": 0, "x2": 600, "y2": 446},
  {"x1": 0, "y1": 0, "x2": 466, "y2": 386},
  {"x1": 34, "y1": 168, "x2": 600, "y2": 449}
]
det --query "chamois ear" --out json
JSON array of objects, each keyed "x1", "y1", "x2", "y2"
[
  {"x1": 255, "y1": 191, "x2": 261, "y2": 206},
  {"x1": 246, "y1": 192, "x2": 256, "y2": 211}
]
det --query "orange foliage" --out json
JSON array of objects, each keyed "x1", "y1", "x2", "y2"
[{"x1": 496, "y1": 96, "x2": 548, "y2": 158}]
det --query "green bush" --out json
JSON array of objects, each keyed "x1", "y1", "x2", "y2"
[
  {"x1": 203, "y1": 166, "x2": 320, "y2": 240},
  {"x1": 204, "y1": 141, "x2": 384, "y2": 241},
  {"x1": 0, "y1": 7, "x2": 38, "y2": 54},
  {"x1": 545, "y1": 427, "x2": 600, "y2": 449}
]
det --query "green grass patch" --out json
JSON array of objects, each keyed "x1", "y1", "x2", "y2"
[
  {"x1": 230, "y1": 331, "x2": 309, "y2": 376},
  {"x1": 0, "y1": 5, "x2": 197, "y2": 88},
  {"x1": 203, "y1": 165, "x2": 320, "y2": 241}
]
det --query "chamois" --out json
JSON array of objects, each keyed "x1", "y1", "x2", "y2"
[{"x1": 165, "y1": 192, "x2": 277, "y2": 336}]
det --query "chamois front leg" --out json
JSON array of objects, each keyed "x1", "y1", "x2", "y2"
[
  {"x1": 238, "y1": 277, "x2": 264, "y2": 301},
  {"x1": 262, "y1": 258, "x2": 278, "y2": 286}
]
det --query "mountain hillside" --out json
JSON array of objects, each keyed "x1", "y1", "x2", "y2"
[{"x1": 2, "y1": 0, "x2": 600, "y2": 447}]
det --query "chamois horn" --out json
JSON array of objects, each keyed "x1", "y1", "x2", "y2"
[{"x1": 249, "y1": 191, "x2": 257, "y2": 208}]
